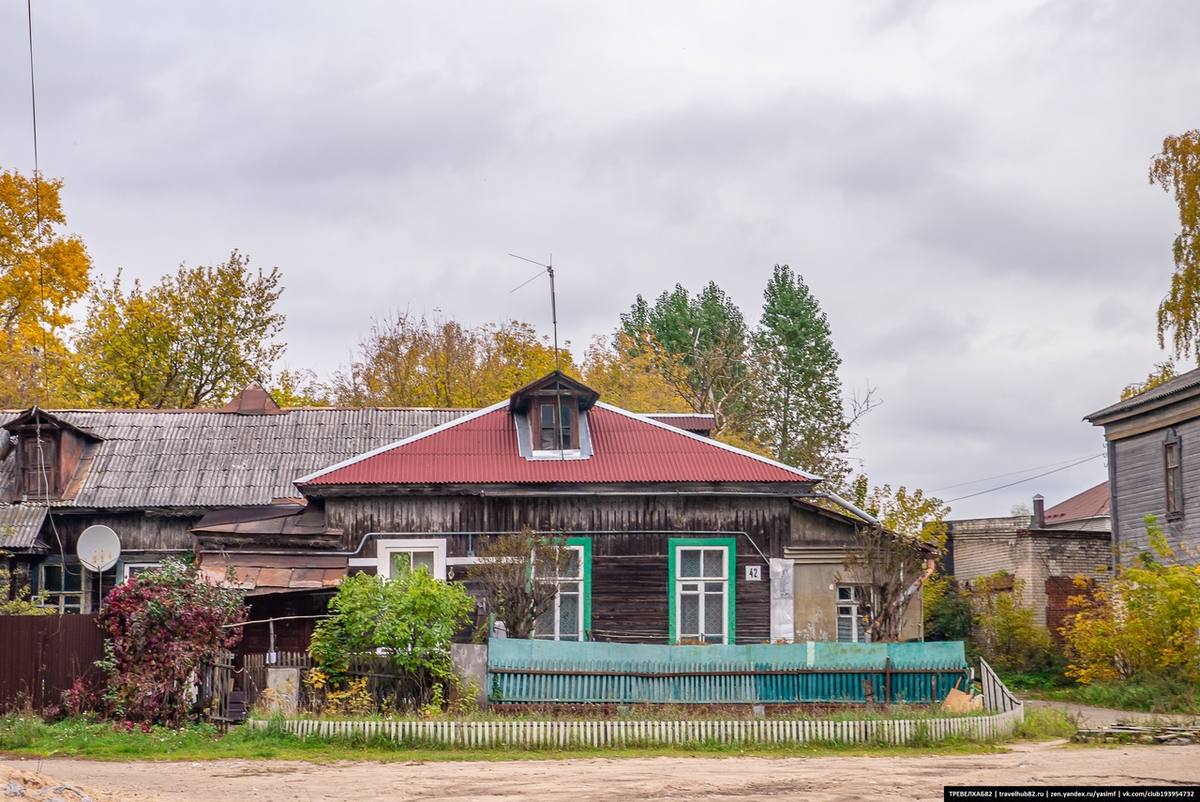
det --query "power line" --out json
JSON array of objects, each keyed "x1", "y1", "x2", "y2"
[
  {"x1": 930, "y1": 452, "x2": 1105, "y2": 492},
  {"x1": 945, "y1": 453, "x2": 1104, "y2": 503}
]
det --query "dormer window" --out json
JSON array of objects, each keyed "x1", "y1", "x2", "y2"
[
  {"x1": 509, "y1": 370, "x2": 601, "y2": 461},
  {"x1": 22, "y1": 434, "x2": 59, "y2": 498},
  {"x1": 540, "y1": 402, "x2": 574, "y2": 450},
  {"x1": 4, "y1": 408, "x2": 102, "y2": 503}
]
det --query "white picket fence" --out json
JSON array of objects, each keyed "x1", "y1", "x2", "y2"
[{"x1": 247, "y1": 703, "x2": 1024, "y2": 747}]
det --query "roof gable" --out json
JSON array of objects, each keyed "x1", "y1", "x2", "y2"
[
  {"x1": 508, "y1": 370, "x2": 600, "y2": 413},
  {"x1": 298, "y1": 400, "x2": 819, "y2": 488}
]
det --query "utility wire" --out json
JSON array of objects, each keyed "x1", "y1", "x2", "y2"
[
  {"x1": 945, "y1": 453, "x2": 1104, "y2": 503},
  {"x1": 930, "y1": 452, "x2": 1105, "y2": 492}
]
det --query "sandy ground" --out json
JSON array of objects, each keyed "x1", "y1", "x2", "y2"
[{"x1": 4, "y1": 742, "x2": 1199, "y2": 802}]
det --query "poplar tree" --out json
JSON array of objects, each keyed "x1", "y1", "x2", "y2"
[{"x1": 750, "y1": 264, "x2": 849, "y2": 481}]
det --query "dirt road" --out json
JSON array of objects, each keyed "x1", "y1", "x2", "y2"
[{"x1": 4, "y1": 742, "x2": 1199, "y2": 802}]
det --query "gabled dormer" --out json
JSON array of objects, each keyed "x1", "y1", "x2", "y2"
[
  {"x1": 508, "y1": 371, "x2": 600, "y2": 460},
  {"x1": 3, "y1": 408, "x2": 102, "y2": 501}
]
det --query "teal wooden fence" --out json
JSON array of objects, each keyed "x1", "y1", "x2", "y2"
[{"x1": 487, "y1": 639, "x2": 969, "y2": 705}]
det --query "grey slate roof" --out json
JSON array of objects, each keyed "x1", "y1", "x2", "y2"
[
  {"x1": 0, "y1": 504, "x2": 48, "y2": 549},
  {"x1": 0, "y1": 407, "x2": 470, "y2": 510},
  {"x1": 1086, "y1": 366, "x2": 1200, "y2": 424}
]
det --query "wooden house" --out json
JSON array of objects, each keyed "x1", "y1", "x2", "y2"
[
  {"x1": 1086, "y1": 366, "x2": 1200, "y2": 566},
  {"x1": 290, "y1": 372, "x2": 920, "y2": 644}
]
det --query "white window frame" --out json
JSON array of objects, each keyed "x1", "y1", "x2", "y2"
[
  {"x1": 674, "y1": 544, "x2": 730, "y2": 644},
  {"x1": 533, "y1": 544, "x2": 585, "y2": 641},
  {"x1": 122, "y1": 562, "x2": 160, "y2": 583},
  {"x1": 374, "y1": 538, "x2": 448, "y2": 580},
  {"x1": 837, "y1": 585, "x2": 873, "y2": 643}
]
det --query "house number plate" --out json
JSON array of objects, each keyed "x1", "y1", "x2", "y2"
[{"x1": 744, "y1": 565, "x2": 762, "y2": 581}]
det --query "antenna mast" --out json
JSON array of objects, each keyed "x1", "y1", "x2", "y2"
[
  {"x1": 510, "y1": 253, "x2": 566, "y2": 459},
  {"x1": 509, "y1": 253, "x2": 560, "y2": 374}
]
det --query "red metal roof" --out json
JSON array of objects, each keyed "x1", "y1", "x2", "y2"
[
  {"x1": 644, "y1": 413, "x2": 716, "y2": 434},
  {"x1": 1044, "y1": 482, "x2": 1110, "y2": 524},
  {"x1": 299, "y1": 403, "x2": 817, "y2": 487}
]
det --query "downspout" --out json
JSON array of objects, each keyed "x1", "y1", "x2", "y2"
[{"x1": 805, "y1": 491, "x2": 882, "y2": 527}]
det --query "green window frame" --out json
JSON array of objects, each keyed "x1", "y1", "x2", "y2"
[
  {"x1": 533, "y1": 537, "x2": 592, "y2": 641},
  {"x1": 668, "y1": 537, "x2": 736, "y2": 644}
]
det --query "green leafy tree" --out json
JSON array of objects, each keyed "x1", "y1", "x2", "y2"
[
  {"x1": 750, "y1": 264, "x2": 851, "y2": 480},
  {"x1": 1151, "y1": 130, "x2": 1200, "y2": 363},
  {"x1": 465, "y1": 531, "x2": 577, "y2": 641},
  {"x1": 309, "y1": 569, "x2": 475, "y2": 710},
  {"x1": 839, "y1": 477, "x2": 949, "y2": 642},
  {"x1": 969, "y1": 571, "x2": 1056, "y2": 674},
  {"x1": 73, "y1": 251, "x2": 285, "y2": 408},
  {"x1": 0, "y1": 168, "x2": 92, "y2": 407},
  {"x1": 619, "y1": 282, "x2": 752, "y2": 438}
]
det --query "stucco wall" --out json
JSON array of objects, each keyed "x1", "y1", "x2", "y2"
[{"x1": 790, "y1": 551, "x2": 922, "y2": 643}]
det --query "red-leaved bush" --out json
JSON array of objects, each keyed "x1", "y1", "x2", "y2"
[{"x1": 91, "y1": 558, "x2": 247, "y2": 724}]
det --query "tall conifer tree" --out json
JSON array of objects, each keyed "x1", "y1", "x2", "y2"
[{"x1": 750, "y1": 264, "x2": 849, "y2": 482}]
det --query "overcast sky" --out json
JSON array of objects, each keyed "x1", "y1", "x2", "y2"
[{"x1": 2, "y1": 1, "x2": 1197, "y2": 518}]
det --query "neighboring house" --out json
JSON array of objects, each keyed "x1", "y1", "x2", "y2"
[
  {"x1": 1086, "y1": 366, "x2": 1200, "y2": 565},
  {"x1": 943, "y1": 486, "x2": 1112, "y2": 639},
  {"x1": 0, "y1": 383, "x2": 468, "y2": 620},
  {"x1": 1, "y1": 372, "x2": 922, "y2": 646}
]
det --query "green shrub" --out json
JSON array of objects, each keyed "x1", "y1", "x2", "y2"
[
  {"x1": 970, "y1": 571, "x2": 1056, "y2": 674},
  {"x1": 1062, "y1": 516, "x2": 1200, "y2": 686}
]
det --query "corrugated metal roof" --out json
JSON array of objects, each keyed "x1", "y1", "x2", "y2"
[
  {"x1": 301, "y1": 402, "x2": 817, "y2": 487},
  {"x1": 644, "y1": 413, "x2": 716, "y2": 433},
  {"x1": 0, "y1": 407, "x2": 469, "y2": 509},
  {"x1": 1044, "y1": 482, "x2": 1110, "y2": 524},
  {"x1": 0, "y1": 504, "x2": 48, "y2": 549},
  {"x1": 1086, "y1": 365, "x2": 1200, "y2": 423}
]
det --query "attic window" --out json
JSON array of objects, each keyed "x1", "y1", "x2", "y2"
[
  {"x1": 22, "y1": 434, "x2": 59, "y2": 498},
  {"x1": 509, "y1": 371, "x2": 599, "y2": 461},
  {"x1": 539, "y1": 403, "x2": 574, "y2": 450}
]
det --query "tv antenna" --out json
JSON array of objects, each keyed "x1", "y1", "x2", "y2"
[{"x1": 509, "y1": 253, "x2": 560, "y2": 374}]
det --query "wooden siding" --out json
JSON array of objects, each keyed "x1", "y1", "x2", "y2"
[
  {"x1": 47, "y1": 510, "x2": 198, "y2": 554},
  {"x1": 329, "y1": 493, "x2": 853, "y2": 645},
  {"x1": 1111, "y1": 416, "x2": 1200, "y2": 565},
  {"x1": 329, "y1": 494, "x2": 855, "y2": 556}
]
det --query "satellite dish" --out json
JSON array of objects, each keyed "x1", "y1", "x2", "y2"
[{"x1": 77, "y1": 525, "x2": 121, "y2": 572}]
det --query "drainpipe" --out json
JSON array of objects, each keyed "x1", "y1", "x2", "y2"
[{"x1": 806, "y1": 492, "x2": 882, "y2": 527}]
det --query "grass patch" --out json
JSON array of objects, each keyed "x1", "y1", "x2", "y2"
[
  {"x1": 1013, "y1": 707, "x2": 1077, "y2": 741},
  {"x1": 1026, "y1": 677, "x2": 1200, "y2": 716},
  {"x1": 0, "y1": 715, "x2": 1005, "y2": 761}
]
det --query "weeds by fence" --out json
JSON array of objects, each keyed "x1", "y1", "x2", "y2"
[{"x1": 247, "y1": 706, "x2": 1024, "y2": 747}]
